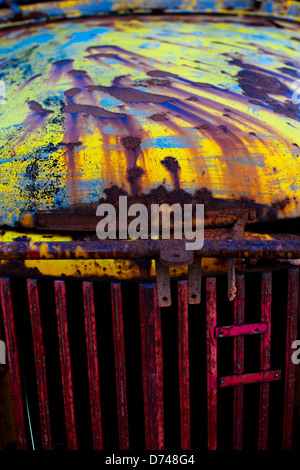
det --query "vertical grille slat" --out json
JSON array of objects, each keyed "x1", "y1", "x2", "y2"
[
  {"x1": 0, "y1": 416, "x2": 3, "y2": 450},
  {"x1": 54, "y1": 280, "x2": 78, "y2": 450},
  {"x1": 27, "y1": 279, "x2": 52, "y2": 450},
  {"x1": 233, "y1": 274, "x2": 245, "y2": 450},
  {"x1": 0, "y1": 277, "x2": 27, "y2": 450},
  {"x1": 111, "y1": 282, "x2": 129, "y2": 450},
  {"x1": 206, "y1": 277, "x2": 218, "y2": 450},
  {"x1": 177, "y1": 280, "x2": 191, "y2": 450},
  {"x1": 258, "y1": 272, "x2": 272, "y2": 450},
  {"x1": 139, "y1": 284, "x2": 164, "y2": 450},
  {"x1": 82, "y1": 281, "x2": 103, "y2": 450},
  {"x1": 282, "y1": 268, "x2": 299, "y2": 450}
]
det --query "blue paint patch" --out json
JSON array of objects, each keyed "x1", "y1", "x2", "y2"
[
  {"x1": 260, "y1": 1, "x2": 275, "y2": 13},
  {"x1": 61, "y1": 28, "x2": 112, "y2": 49},
  {"x1": 105, "y1": 58, "x2": 124, "y2": 65},
  {"x1": 220, "y1": 155, "x2": 265, "y2": 167},
  {"x1": 101, "y1": 124, "x2": 118, "y2": 134},
  {"x1": 139, "y1": 43, "x2": 161, "y2": 49},
  {"x1": 100, "y1": 96, "x2": 123, "y2": 107},
  {"x1": 77, "y1": 0, "x2": 114, "y2": 14},
  {"x1": 195, "y1": 0, "x2": 218, "y2": 9},
  {"x1": 0, "y1": 157, "x2": 15, "y2": 164},
  {"x1": 223, "y1": 0, "x2": 253, "y2": 8},
  {"x1": 141, "y1": 135, "x2": 198, "y2": 149},
  {"x1": 76, "y1": 145, "x2": 87, "y2": 151},
  {"x1": 0, "y1": 33, "x2": 54, "y2": 55},
  {"x1": 254, "y1": 56, "x2": 275, "y2": 65}
]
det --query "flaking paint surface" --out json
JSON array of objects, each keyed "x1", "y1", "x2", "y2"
[{"x1": 0, "y1": 15, "x2": 300, "y2": 227}]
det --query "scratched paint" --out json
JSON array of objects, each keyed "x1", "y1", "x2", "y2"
[{"x1": 0, "y1": 14, "x2": 300, "y2": 228}]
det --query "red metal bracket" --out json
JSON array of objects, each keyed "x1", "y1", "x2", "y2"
[
  {"x1": 220, "y1": 370, "x2": 281, "y2": 387},
  {"x1": 215, "y1": 322, "x2": 268, "y2": 338}
]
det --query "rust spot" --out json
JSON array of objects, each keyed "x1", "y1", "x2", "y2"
[
  {"x1": 149, "y1": 113, "x2": 168, "y2": 121},
  {"x1": 64, "y1": 88, "x2": 81, "y2": 98},
  {"x1": 86, "y1": 85, "x2": 175, "y2": 104},
  {"x1": 194, "y1": 188, "x2": 213, "y2": 206},
  {"x1": 161, "y1": 157, "x2": 181, "y2": 191},
  {"x1": 59, "y1": 141, "x2": 82, "y2": 149},
  {"x1": 229, "y1": 210, "x2": 251, "y2": 241},
  {"x1": 64, "y1": 103, "x2": 127, "y2": 119},
  {"x1": 186, "y1": 96, "x2": 199, "y2": 102},
  {"x1": 239, "y1": 196, "x2": 256, "y2": 208},
  {"x1": 53, "y1": 59, "x2": 73, "y2": 67},
  {"x1": 127, "y1": 167, "x2": 145, "y2": 184},
  {"x1": 219, "y1": 125, "x2": 230, "y2": 134},
  {"x1": 121, "y1": 136, "x2": 141, "y2": 149},
  {"x1": 143, "y1": 78, "x2": 171, "y2": 87},
  {"x1": 161, "y1": 156, "x2": 180, "y2": 173},
  {"x1": 0, "y1": 260, "x2": 42, "y2": 278},
  {"x1": 99, "y1": 185, "x2": 128, "y2": 206},
  {"x1": 233, "y1": 63, "x2": 299, "y2": 119},
  {"x1": 147, "y1": 70, "x2": 178, "y2": 79},
  {"x1": 272, "y1": 198, "x2": 291, "y2": 210},
  {"x1": 136, "y1": 259, "x2": 152, "y2": 278},
  {"x1": 193, "y1": 82, "x2": 213, "y2": 88},
  {"x1": 85, "y1": 52, "x2": 119, "y2": 60},
  {"x1": 37, "y1": 182, "x2": 278, "y2": 231},
  {"x1": 27, "y1": 100, "x2": 53, "y2": 117},
  {"x1": 100, "y1": 184, "x2": 192, "y2": 208},
  {"x1": 249, "y1": 99, "x2": 262, "y2": 106},
  {"x1": 278, "y1": 67, "x2": 299, "y2": 78},
  {"x1": 68, "y1": 69, "x2": 88, "y2": 77}
]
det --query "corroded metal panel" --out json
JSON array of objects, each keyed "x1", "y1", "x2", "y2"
[{"x1": 0, "y1": 14, "x2": 300, "y2": 228}]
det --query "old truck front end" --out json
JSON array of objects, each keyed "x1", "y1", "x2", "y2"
[{"x1": 0, "y1": 0, "x2": 300, "y2": 451}]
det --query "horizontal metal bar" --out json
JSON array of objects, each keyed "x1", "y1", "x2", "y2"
[
  {"x1": 215, "y1": 322, "x2": 268, "y2": 338},
  {"x1": 220, "y1": 370, "x2": 281, "y2": 387},
  {"x1": 0, "y1": 239, "x2": 299, "y2": 260}
]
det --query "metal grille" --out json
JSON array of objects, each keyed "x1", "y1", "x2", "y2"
[{"x1": 0, "y1": 268, "x2": 298, "y2": 450}]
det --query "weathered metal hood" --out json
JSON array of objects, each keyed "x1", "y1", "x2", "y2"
[{"x1": 1, "y1": 9, "x2": 300, "y2": 229}]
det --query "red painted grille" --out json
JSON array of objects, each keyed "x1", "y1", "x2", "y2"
[{"x1": 0, "y1": 268, "x2": 298, "y2": 450}]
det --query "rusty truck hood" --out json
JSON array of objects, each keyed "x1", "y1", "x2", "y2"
[{"x1": 1, "y1": 10, "x2": 300, "y2": 229}]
